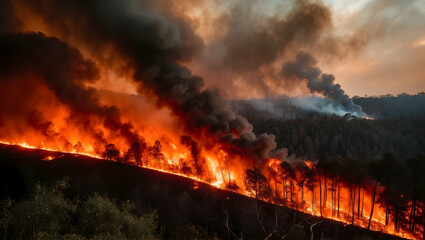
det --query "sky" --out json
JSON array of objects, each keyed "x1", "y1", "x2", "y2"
[
  {"x1": 320, "y1": 0, "x2": 425, "y2": 96},
  {"x1": 12, "y1": 0, "x2": 425, "y2": 98},
  {"x1": 180, "y1": 0, "x2": 425, "y2": 98}
]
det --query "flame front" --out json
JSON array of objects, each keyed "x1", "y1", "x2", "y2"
[{"x1": 1, "y1": 140, "x2": 422, "y2": 240}]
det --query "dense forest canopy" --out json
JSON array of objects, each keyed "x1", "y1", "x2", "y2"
[
  {"x1": 353, "y1": 93, "x2": 425, "y2": 119},
  {"x1": 232, "y1": 93, "x2": 425, "y2": 160}
]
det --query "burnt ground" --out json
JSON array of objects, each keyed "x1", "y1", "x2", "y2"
[{"x1": 0, "y1": 143, "x2": 410, "y2": 240}]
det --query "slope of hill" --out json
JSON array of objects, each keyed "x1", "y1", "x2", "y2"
[{"x1": 0, "y1": 143, "x2": 410, "y2": 240}]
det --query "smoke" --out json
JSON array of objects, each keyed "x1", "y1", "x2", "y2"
[
  {"x1": 288, "y1": 96, "x2": 361, "y2": 117},
  {"x1": 0, "y1": 0, "x2": 19, "y2": 33},
  {"x1": 232, "y1": 95, "x2": 363, "y2": 122},
  {"x1": 0, "y1": 31, "x2": 144, "y2": 152},
  {"x1": 282, "y1": 52, "x2": 365, "y2": 117},
  {"x1": 0, "y1": 0, "x2": 279, "y2": 162},
  {"x1": 185, "y1": 0, "x2": 368, "y2": 98}
]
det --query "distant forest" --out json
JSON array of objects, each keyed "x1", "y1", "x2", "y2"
[
  {"x1": 353, "y1": 93, "x2": 425, "y2": 119},
  {"x1": 233, "y1": 93, "x2": 425, "y2": 160}
]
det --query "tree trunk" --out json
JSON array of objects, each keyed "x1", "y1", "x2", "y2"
[
  {"x1": 218, "y1": 163, "x2": 225, "y2": 185},
  {"x1": 291, "y1": 181, "x2": 294, "y2": 202},
  {"x1": 357, "y1": 185, "x2": 361, "y2": 219},
  {"x1": 385, "y1": 199, "x2": 389, "y2": 226},
  {"x1": 319, "y1": 174, "x2": 323, "y2": 217},
  {"x1": 368, "y1": 180, "x2": 378, "y2": 229},
  {"x1": 311, "y1": 187, "x2": 315, "y2": 213},
  {"x1": 283, "y1": 176, "x2": 287, "y2": 202},
  {"x1": 337, "y1": 178, "x2": 341, "y2": 217},
  {"x1": 351, "y1": 184, "x2": 355, "y2": 225},
  {"x1": 409, "y1": 193, "x2": 416, "y2": 232},
  {"x1": 331, "y1": 178, "x2": 335, "y2": 217},
  {"x1": 324, "y1": 172, "x2": 327, "y2": 211},
  {"x1": 361, "y1": 188, "x2": 364, "y2": 217},
  {"x1": 301, "y1": 184, "x2": 304, "y2": 204}
]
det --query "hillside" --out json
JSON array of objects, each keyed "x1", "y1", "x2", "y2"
[{"x1": 0, "y1": 143, "x2": 410, "y2": 240}]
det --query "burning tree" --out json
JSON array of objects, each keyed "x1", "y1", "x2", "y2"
[
  {"x1": 376, "y1": 153, "x2": 406, "y2": 226},
  {"x1": 102, "y1": 144, "x2": 120, "y2": 161},
  {"x1": 244, "y1": 167, "x2": 271, "y2": 200},
  {"x1": 151, "y1": 140, "x2": 164, "y2": 167},
  {"x1": 180, "y1": 136, "x2": 202, "y2": 179},
  {"x1": 280, "y1": 161, "x2": 295, "y2": 203},
  {"x1": 125, "y1": 141, "x2": 146, "y2": 166},
  {"x1": 406, "y1": 155, "x2": 425, "y2": 235}
]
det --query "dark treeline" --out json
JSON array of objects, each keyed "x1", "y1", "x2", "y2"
[
  {"x1": 232, "y1": 93, "x2": 425, "y2": 160},
  {"x1": 250, "y1": 115, "x2": 425, "y2": 160},
  {"x1": 232, "y1": 92, "x2": 425, "y2": 121}
]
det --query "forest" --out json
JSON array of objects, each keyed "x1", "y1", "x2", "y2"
[
  {"x1": 234, "y1": 93, "x2": 425, "y2": 160},
  {"x1": 0, "y1": 145, "x2": 415, "y2": 240}
]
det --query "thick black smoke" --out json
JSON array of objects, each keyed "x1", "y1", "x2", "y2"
[
  {"x1": 0, "y1": 0, "x2": 18, "y2": 33},
  {"x1": 282, "y1": 52, "x2": 365, "y2": 116},
  {"x1": 12, "y1": 0, "x2": 277, "y2": 161},
  {"x1": 189, "y1": 0, "x2": 366, "y2": 98},
  {"x1": 0, "y1": 31, "x2": 143, "y2": 151}
]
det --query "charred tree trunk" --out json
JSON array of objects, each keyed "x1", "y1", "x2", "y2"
[
  {"x1": 409, "y1": 182, "x2": 417, "y2": 233},
  {"x1": 351, "y1": 184, "x2": 355, "y2": 225},
  {"x1": 385, "y1": 198, "x2": 389, "y2": 226},
  {"x1": 337, "y1": 178, "x2": 341, "y2": 217},
  {"x1": 290, "y1": 180, "x2": 294, "y2": 202},
  {"x1": 319, "y1": 174, "x2": 323, "y2": 218},
  {"x1": 330, "y1": 178, "x2": 333, "y2": 216},
  {"x1": 357, "y1": 185, "x2": 361, "y2": 219},
  {"x1": 324, "y1": 172, "x2": 327, "y2": 211},
  {"x1": 283, "y1": 175, "x2": 287, "y2": 202},
  {"x1": 368, "y1": 179, "x2": 378, "y2": 229},
  {"x1": 311, "y1": 187, "x2": 315, "y2": 213},
  {"x1": 411, "y1": 200, "x2": 416, "y2": 232},
  {"x1": 361, "y1": 188, "x2": 364, "y2": 217},
  {"x1": 301, "y1": 183, "x2": 304, "y2": 204}
]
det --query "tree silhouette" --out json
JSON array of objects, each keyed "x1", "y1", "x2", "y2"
[
  {"x1": 102, "y1": 144, "x2": 120, "y2": 161},
  {"x1": 406, "y1": 155, "x2": 425, "y2": 233},
  {"x1": 181, "y1": 136, "x2": 202, "y2": 178},
  {"x1": 280, "y1": 161, "x2": 295, "y2": 203},
  {"x1": 244, "y1": 167, "x2": 271, "y2": 200},
  {"x1": 125, "y1": 141, "x2": 145, "y2": 166},
  {"x1": 152, "y1": 140, "x2": 164, "y2": 167}
]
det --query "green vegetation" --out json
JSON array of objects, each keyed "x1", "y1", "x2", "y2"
[{"x1": 0, "y1": 178, "x2": 161, "y2": 240}]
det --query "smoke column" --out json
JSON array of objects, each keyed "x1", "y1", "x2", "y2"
[
  {"x1": 0, "y1": 0, "x2": 279, "y2": 162},
  {"x1": 282, "y1": 52, "x2": 365, "y2": 117}
]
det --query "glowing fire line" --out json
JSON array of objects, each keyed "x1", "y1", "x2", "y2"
[{"x1": 0, "y1": 140, "x2": 420, "y2": 240}]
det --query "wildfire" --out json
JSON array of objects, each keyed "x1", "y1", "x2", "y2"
[
  {"x1": 42, "y1": 155, "x2": 55, "y2": 161},
  {"x1": 303, "y1": 160, "x2": 315, "y2": 169},
  {"x1": 0, "y1": 140, "x2": 421, "y2": 240}
]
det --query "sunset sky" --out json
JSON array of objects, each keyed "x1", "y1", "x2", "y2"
[
  {"x1": 11, "y1": 0, "x2": 425, "y2": 98},
  {"x1": 322, "y1": 0, "x2": 425, "y2": 96},
  {"x1": 181, "y1": 0, "x2": 425, "y2": 98}
]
